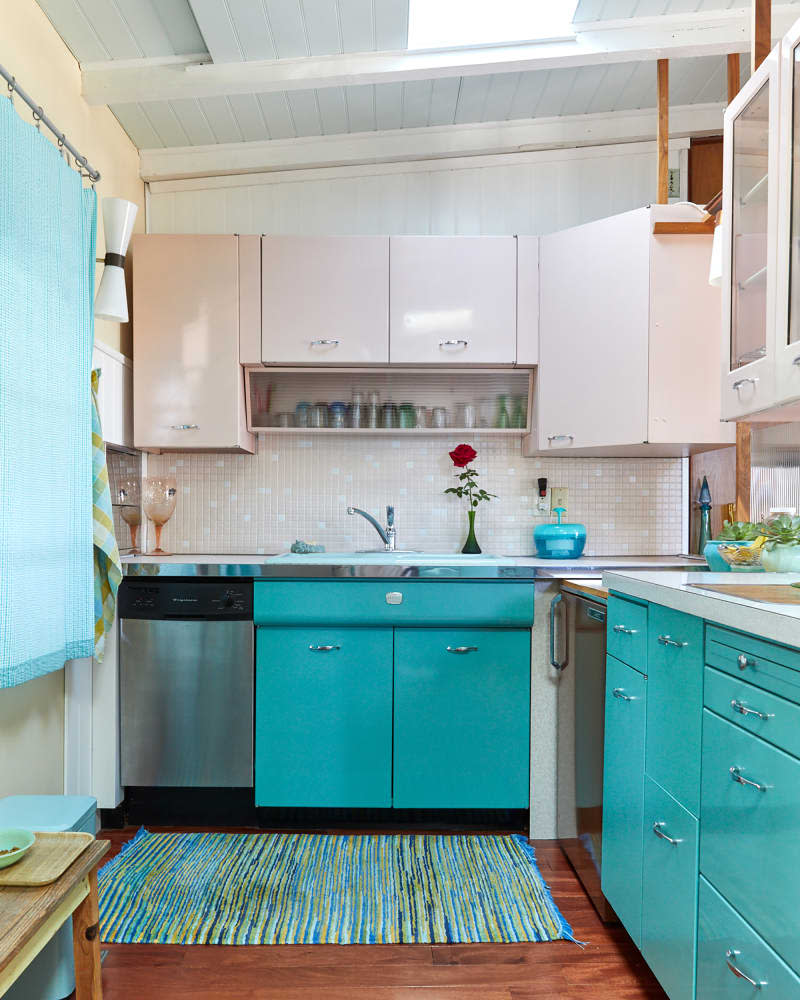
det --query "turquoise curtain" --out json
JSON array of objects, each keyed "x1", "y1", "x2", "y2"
[{"x1": 0, "y1": 98, "x2": 97, "y2": 687}]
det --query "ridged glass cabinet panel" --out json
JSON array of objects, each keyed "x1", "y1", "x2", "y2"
[
  {"x1": 791, "y1": 47, "x2": 800, "y2": 345},
  {"x1": 731, "y1": 80, "x2": 770, "y2": 370}
]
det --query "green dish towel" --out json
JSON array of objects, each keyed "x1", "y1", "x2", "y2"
[{"x1": 92, "y1": 369, "x2": 122, "y2": 661}]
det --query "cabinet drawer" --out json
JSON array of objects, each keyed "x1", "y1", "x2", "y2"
[
  {"x1": 705, "y1": 665, "x2": 800, "y2": 759},
  {"x1": 254, "y1": 581, "x2": 534, "y2": 627},
  {"x1": 641, "y1": 776, "x2": 698, "y2": 1000},
  {"x1": 607, "y1": 595, "x2": 647, "y2": 671},
  {"x1": 706, "y1": 625, "x2": 800, "y2": 704},
  {"x1": 700, "y1": 709, "x2": 800, "y2": 972},
  {"x1": 601, "y1": 655, "x2": 646, "y2": 948},
  {"x1": 697, "y1": 877, "x2": 800, "y2": 998},
  {"x1": 647, "y1": 605, "x2": 704, "y2": 816}
]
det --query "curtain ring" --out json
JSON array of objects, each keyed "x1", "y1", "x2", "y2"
[
  {"x1": 32, "y1": 106, "x2": 43, "y2": 131},
  {"x1": 6, "y1": 77, "x2": 14, "y2": 104}
]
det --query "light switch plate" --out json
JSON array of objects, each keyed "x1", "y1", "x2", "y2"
[{"x1": 551, "y1": 487, "x2": 568, "y2": 514}]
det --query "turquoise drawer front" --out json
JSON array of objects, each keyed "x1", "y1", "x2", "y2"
[
  {"x1": 647, "y1": 605, "x2": 704, "y2": 817},
  {"x1": 255, "y1": 627, "x2": 393, "y2": 808},
  {"x1": 697, "y1": 877, "x2": 800, "y2": 998},
  {"x1": 393, "y1": 629, "x2": 530, "y2": 809},
  {"x1": 705, "y1": 665, "x2": 800, "y2": 759},
  {"x1": 253, "y1": 581, "x2": 534, "y2": 627},
  {"x1": 601, "y1": 654, "x2": 646, "y2": 948},
  {"x1": 641, "y1": 776, "x2": 698, "y2": 1000},
  {"x1": 706, "y1": 625, "x2": 800, "y2": 704},
  {"x1": 607, "y1": 595, "x2": 647, "y2": 672},
  {"x1": 700, "y1": 709, "x2": 800, "y2": 973}
]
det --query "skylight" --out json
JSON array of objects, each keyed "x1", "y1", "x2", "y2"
[{"x1": 407, "y1": 0, "x2": 579, "y2": 50}]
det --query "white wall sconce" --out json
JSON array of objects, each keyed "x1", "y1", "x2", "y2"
[{"x1": 95, "y1": 197, "x2": 138, "y2": 322}]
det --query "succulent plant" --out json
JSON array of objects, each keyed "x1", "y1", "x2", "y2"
[
  {"x1": 759, "y1": 514, "x2": 800, "y2": 550},
  {"x1": 716, "y1": 520, "x2": 762, "y2": 542}
]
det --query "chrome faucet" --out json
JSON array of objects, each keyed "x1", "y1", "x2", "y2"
[{"x1": 347, "y1": 505, "x2": 396, "y2": 551}]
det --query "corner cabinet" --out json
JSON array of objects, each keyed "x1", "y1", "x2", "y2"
[
  {"x1": 132, "y1": 235, "x2": 254, "y2": 452},
  {"x1": 527, "y1": 206, "x2": 735, "y2": 456}
]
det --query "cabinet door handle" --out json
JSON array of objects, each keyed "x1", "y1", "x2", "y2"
[
  {"x1": 439, "y1": 339, "x2": 468, "y2": 347},
  {"x1": 730, "y1": 766, "x2": 769, "y2": 792},
  {"x1": 731, "y1": 699, "x2": 774, "y2": 722},
  {"x1": 447, "y1": 645, "x2": 478, "y2": 653},
  {"x1": 657, "y1": 634, "x2": 688, "y2": 648},
  {"x1": 310, "y1": 339, "x2": 340, "y2": 346},
  {"x1": 309, "y1": 644, "x2": 340, "y2": 652},
  {"x1": 732, "y1": 377, "x2": 760, "y2": 390},
  {"x1": 793, "y1": 356, "x2": 800, "y2": 366},
  {"x1": 612, "y1": 687, "x2": 635, "y2": 702},
  {"x1": 547, "y1": 434, "x2": 574, "y2": 443},
  {"x1": 613, "y1": 625, "x2": 638, "y2": 635},
  {"x1": 550, "y1": 593, "x2": 568, "y2": 672},
  {"x1": 725, "y1": 949, "x2": 768, "y2": 989},
  {"x1": 170, "y1": 423, "x2": 199, "y2": 430},
  {"x1": 652, "y1": 821, "x2": 683, "y2": 846},
  {"x1": 737, "y1": 653, "x2": 756, "y2": 670}
]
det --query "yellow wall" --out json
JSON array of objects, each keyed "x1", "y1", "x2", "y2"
[
  {"x1": 0, "y1": 0, "x2": 144, "y2": 357},
  {"x1": 0, "y1": 0, "x2": 143, "y2": 798}
]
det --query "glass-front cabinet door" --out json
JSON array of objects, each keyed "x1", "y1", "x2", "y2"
[{"x1": 721, "y1": 51, "x2": 779, "y2": 419}]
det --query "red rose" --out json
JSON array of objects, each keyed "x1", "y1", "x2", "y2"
[{"x1": 449, "y1": 444, "x2": 477, "y2": 468}]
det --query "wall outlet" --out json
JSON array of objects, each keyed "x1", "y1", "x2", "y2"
[
  {"x1": 536, "y1": 492, "x2": 550, "y2": 513},
  {"x1": 550, "y1": 487, "x2": 568, "y2": 514}
]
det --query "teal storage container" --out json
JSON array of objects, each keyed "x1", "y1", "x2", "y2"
[
  {"x1": 0, "y1": 795, "x2": 96, "y2": 1000},
  {"x1": 533, "y1": 507, "x2": 586, "y2": 559}
]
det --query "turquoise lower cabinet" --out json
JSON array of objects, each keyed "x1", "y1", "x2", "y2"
[
  {"x1": 601, "y1": 654, "x2": 647, "y2": 948},
  {"x1": 255, "y1": 627, "x2": 393, "y2": 807},
  {"x1": 393, "y1": 629, "x2": 530, "y2": 809},
  {"x1": 646, "y1": 605, "x2": 703, "y2": 817},
  {"x1": 700, "y1": 708, "x2": 800, "y2": 974},
  {"x1": 697, "y1": 877, "x2": 800, "y2": 998},
  {"x1": 641, "y1": 776, "x2": 698, "y2": 1000}
]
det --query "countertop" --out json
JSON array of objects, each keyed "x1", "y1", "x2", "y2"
[
  {"x1": 603, "y1": 570, "x2": 800, "y2": 647},
  {"x1": 561, "y1": 578, "x2": 608, "y2": 601}
]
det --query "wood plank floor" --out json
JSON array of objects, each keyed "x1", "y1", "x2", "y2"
[{"x1": 94, "y1": 827, "x2": 667, "y2": 1000}]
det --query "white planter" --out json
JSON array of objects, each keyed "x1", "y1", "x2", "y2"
[{"x1": 761, "y1": 544, "x2": 800, "y2": 572}]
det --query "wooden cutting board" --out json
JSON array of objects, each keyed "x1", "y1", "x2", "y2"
[
  {"x1": 690, "y1": 583, "x2": 800, "y2": 605},
  {"x1": 0, "y1": 832, "x2": 94, "y2": 887}
]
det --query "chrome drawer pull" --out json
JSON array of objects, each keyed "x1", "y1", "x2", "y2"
[
  {"x1": 652, "y1": 821, "x2": 682, "y2": 846},
  {"x1": 612, "y1": 688, "x2": 635, "y2": 702},
  {"x1": 731, "y1": 699, "x2": 774, "y2": 722},
  {"x1": 737, "y1": 653, "x2": 756, "y2": 670},
  {"x1": 726, "y1": 948, "x2": 768, "y2": 989},
  {"x1": 794, "y1": 356, "x2": 800, "y2": 366},
  {"x1": 310, "y1": 339, "x2": 340, "y2": 346},
  {"x1": 730, "y1": 766, "x2": 769, "y2": 792},
  {"x1": 657, "y1": 634, "x2": 688, "y2": 648},
  {"x1": 732, "y1": 377, "x2": 760, "y2": 390},
  {"x1": 547, "y1": 434, "x2": 574, "y2": 443},
  {"x1": 439, "y1": 339, "x2": 468, "y2": 347},
  {"x1": 170, "y1": 423, "x2": 199, "y2": 430},
  {"x1": 447, "y1": 645, "x2": 478, "y2": 653},
  {"x1": 309, "y1": 644, "x2": 340, "y2": 652},
  {"x1": 613, "y1": 625, "x2": 638, "y2": 635}
]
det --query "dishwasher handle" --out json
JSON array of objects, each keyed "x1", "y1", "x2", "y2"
[{"x1": 550, "y1": 593, "x2": 568, "y2": 672}]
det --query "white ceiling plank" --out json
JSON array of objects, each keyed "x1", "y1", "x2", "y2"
[
  {"x1": 228, "y1": 93, "x2": 269, "y2": 141},
  {"x1": 71, "y1": 0, "x2": 142, "y2": 58},
  {"x1": 83, "y1": 6, "x2": 800, "y2": 105},
  {"x1": 536, "y1": 67, "x2": 583, "y2": 117},
  {"x1": 264, "y1": 0, "x2": 309, "y2": 58},
  {"x1": 286, "y1": 89, "x2": 323, "y2": 134},
  {"x1": 112, "y1": 0, "x2": 175, "y2": 58},
  {"x1": 600, "y1": 0, "x2": 640, "y2": 18},
  {"x1": 631, "y1": 0, "x2": 671, "y2": 15},
  {"x1": 669, "y1": 55, "x2": 722, "y2": 105},
  {"x1": 613, "y1": 59, "x2": 655, "y2": 109},
  {"x1": 586, "y1": 61, "x2": 639, "y2": 112},
  {"x1": 227, "y1": 1, "x2": 277, "y2": 61},
  {"x1": 374, "y1": 0, "x2": 408, "y2": 51},
  {"x1": 110, "y1": 103, "x2": 163, "y2": 147},
  {"x1": 427, "y1": 77, "x2": 461, "y2": 126},
  {"x1": 559, "y1": 64, "x2": 613, "y2": 115},
  {"x1": 170, "y1": 97, "x2": 217, "y2": 144},
  {"x1": 338, "y1": 0, "x2": 375, "y2": 52},
  {"x1": 481, "y1": 73, "x2": 521, "y2": 122},
  {"x1": 690, "y1": 58, "x2": 726, "y2": 104},
  {"x1": 257, "y1": 92, "x2": 297, "y2": 138},
  {"x1": 36, "y1": 0, "x2": 110, "y2": 62},
  {"x1": 301, "y1": 0, "x2": 343, "y2": 56},
  {"x1": 316, "y1": 86, "x2": 349, "y2": 132},
  {"x1": 151, "y1": 0, "x2": 209, "y2": 56},
  {"x1": 344, "y1": 84, "x2": 376, "y2": 131},
  {"x1": 374, "y1": 81, "x2": 404, "y2": 130},
  {"x1": 139, "y1": 100, "x2": 191, "y2": 145},
  {"x1": 454, "y1": 76, "x2": 492, "y2": 124},
  {"x1": 199, "y1": 95, "x2": 245, "y2": 142},
  {"x1": 572, "y1": 0, "x2": 609, "y2": 21},
  {"x1": 401, "y1": 79, "x2": 432, "y2": 128},
  {"x1": 187, "y1": 0, "x2": 243, "y2": 62},
  {"x1": 507, "y1": 70, "x2": 552, "y2": 120}
]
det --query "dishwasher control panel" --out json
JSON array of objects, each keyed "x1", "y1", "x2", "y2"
[{"x1": 119, "y1": 579, "x2": 253, "y2": 620}]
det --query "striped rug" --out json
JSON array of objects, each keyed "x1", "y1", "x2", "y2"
[{"x1": 98, "y1": 828, "x2": 575, "y2": 946}]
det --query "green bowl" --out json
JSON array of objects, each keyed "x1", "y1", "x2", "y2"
[{"x1": 0, "y1": 828, "x2": 35, "y2": 869}]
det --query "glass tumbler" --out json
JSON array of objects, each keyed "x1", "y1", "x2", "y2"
[
  {"x1": 432, "y1": 407, "x2": 448, "y2": 429},
  {"x1": 311, "y1": 403, "x2": 329, "y2": 428}
]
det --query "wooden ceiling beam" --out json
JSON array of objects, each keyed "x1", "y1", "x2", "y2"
[{"x1": 752, "y1": 0, "x2": 772, "y2": 74}]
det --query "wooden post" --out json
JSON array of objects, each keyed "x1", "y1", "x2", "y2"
[
  {"x1": 735, "y1": 423, "x2": 752, "y2": 521},
  {"x1": 72, "y1": 869, "x2": 103, "y2": 999},
  {"x1": 657, "y1": 59, "x2": 669, "y2": 203},
  {"x1": 752, "y1": 0, "x2": 771, "y2": 74},
  {"x1": 727, "y1": 53, "x2": 741, "y2": 103}
]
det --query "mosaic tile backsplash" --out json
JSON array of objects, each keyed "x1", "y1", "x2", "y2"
[{"x1": 141, "y1": 437, "x2": 684, "y2": 557}]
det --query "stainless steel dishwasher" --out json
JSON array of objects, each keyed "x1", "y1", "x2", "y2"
[
  {"x1": 552, "y1": 584, "x2": 616, "y2": 922},
  {"x1": 119, "y1": 578, "x2": 254, "y2": 788}
]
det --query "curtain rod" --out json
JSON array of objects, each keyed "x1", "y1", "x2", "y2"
[{"x1": 0, "y1": 62, "x2": 101, "y2": 183}]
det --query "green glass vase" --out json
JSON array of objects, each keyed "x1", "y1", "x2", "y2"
[{"x1": 462, "y1": 509, "x2": 482, "y2": 554}]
